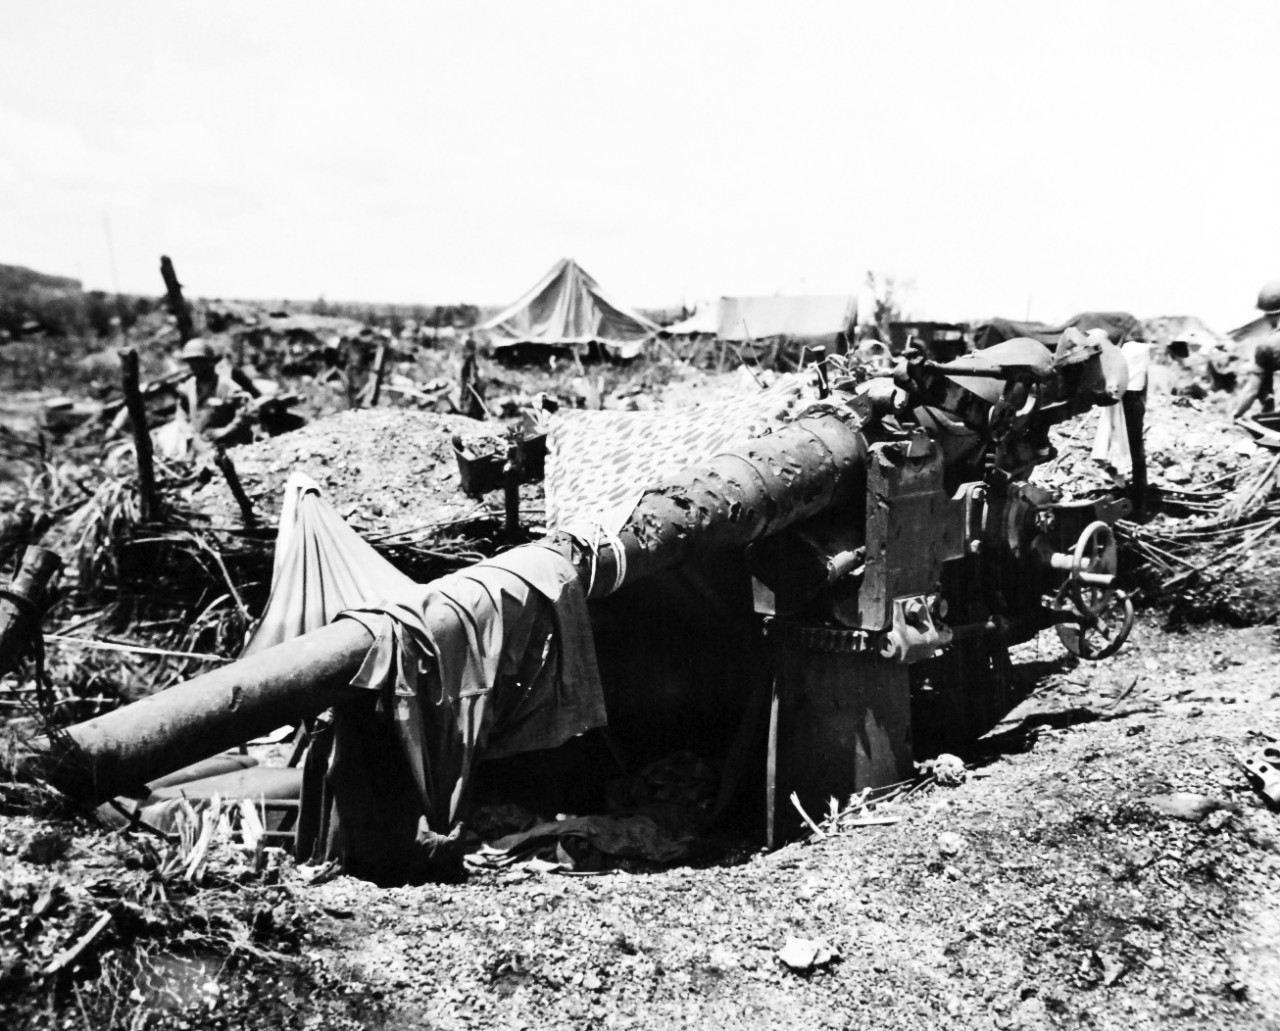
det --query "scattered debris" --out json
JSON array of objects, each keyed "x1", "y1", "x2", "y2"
[
  {"x1": 921, "y1": 753, "x2": 967, "y2": 786},
  {"x1": 789, "y1": 791, "x2": 827, "y2": 839},
  {"x1": 776, "y1": 935, "x2": 838, "y2": 972},
  {"x1": 0, "y1": 804, "x2": 335, "y2": 1028},
  {"x1": 1039, "y1": 391, "x2": 1280, "y2": 623},
  {"x1": 18, "y1": 826, "x2": 69, "y2": 865},
  {"x1": 1095, "y1": 950, "x2": 1128, "y2": 987},
  {"x1": 1144, "y1": 792, "x2": 1223, "y2": 822},
  {"x1": 40, "y1": 910, "x2": 111, "y2": 977}
]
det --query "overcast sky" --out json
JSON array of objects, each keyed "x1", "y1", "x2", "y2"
[{"x1": 2, "y1": 1, "x2": 1277, "y2": 328}]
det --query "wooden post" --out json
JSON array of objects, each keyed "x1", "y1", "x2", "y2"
[
  {"x1": 1122, "y1": 388, "x2": 1148, "y2": 521},
  {"x1": 460, "y1": 337, "x2": 486, "y2": 420},
  {"x1": 214, "y1": 448, "x2": 257, "y2": 527},
  {"x1": 368, "y1": 341, "x2": 390, "y2": 407},
  {"x1": 800, "y1": 344, "x2": 829, "y2": 398},
  {"x1": 159, "y1": 255, "x2": 195, "y2": 342},
  {"x1": 503, "y1": 444, "x2": 522, "y2": 542},
  {"x1": 119, "y1": 349, "x2": 159, "y2": 523}
]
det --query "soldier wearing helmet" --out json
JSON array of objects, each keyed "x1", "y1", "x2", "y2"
[
  {"x1": 1234, "y1": 281, "x2": 1280, "y2": 419},
  {"x1": 178, "y1": 337, "x2": 252, "y2": 449}
]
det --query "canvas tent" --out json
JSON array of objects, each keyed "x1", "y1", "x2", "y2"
[
  {"x1": 662, "y1": 301, "x2": 722, "y2": 337},
  {"x1": 716, "y1": 295, "x2": 857, "y2": 343},
  {"x1": 480, "y1": 258, "x2": 658, "y2": 359}
]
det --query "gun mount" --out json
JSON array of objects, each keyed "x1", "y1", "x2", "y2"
[{"x1": 741, "y1": 334, "x2": 1140, "y2": 839}]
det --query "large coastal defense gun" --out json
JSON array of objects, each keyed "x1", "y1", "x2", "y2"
[{"x1": 22, "y1": 331, "x2": 1140, "y2": 875}]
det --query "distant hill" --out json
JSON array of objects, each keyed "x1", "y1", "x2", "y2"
[
  {"x1": 0, "y1": 264, "x2": 120, "y2": 342},
  {"x1": 0, "y1": 263, "x2": 82, "y2": 301}
]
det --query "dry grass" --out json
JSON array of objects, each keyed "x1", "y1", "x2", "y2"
[{"x1": 0, "y1": 796, "x2": 330, "y2": 1030}]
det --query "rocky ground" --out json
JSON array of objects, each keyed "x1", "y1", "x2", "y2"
[
  {"x1": 5, "y1": 617, "x2": 1277, "y2": 1030},
  {"x1": 294, "y1": 617, "x2": 1280, "y2": 1031},
  {"x1": 5, "y1": 371, "x2": 1280, "y2": 1029}
]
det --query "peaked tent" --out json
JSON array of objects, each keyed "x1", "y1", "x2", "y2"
[{"x1": 480, "y1": 258, "x2": 658, "y2": 359}]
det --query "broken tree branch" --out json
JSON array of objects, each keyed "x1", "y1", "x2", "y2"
[
  {"x1": 42, "y1": 912, "x2": 112, "y2": 977},
  {"x1": 214, "y1": 448, "x2": 257, "y2": 527}
]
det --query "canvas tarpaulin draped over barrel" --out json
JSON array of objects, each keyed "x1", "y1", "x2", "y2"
[
  {"x1": 338, "y1": 545, "x2": 607, "y2": 828},
  {"x1": 242, "y1": 473, "x2": 605, "y2": 878},
  {"x1": 241, "y1": 472, "x2": 416, "y2": 656}
]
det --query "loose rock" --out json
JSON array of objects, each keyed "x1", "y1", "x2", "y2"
[{"x1": 1145, "y1": 792, "x2": 1221, "y2": 822}]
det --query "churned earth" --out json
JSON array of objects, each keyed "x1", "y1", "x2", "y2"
[
  {"x1": 5, "y1": 371, "x2": 1280, "y2": 1029},
  {"x1": 6, "y1": 598, "x2": 1278, "y2": 1031},
  {"x1": 294, "y1": 616, "x2": 1280, "y2": 1031}
]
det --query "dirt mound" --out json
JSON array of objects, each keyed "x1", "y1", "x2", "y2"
[
  {"x1": 1035, "y1": 392, "x2": 1259, "y2": 500},
  {"x1": 1034, "y1": 393, "x2": 1280, "y2": 624},
  {"x1": 191, "y1": 408, "x2": 512, "y2": 538},
  {"x1": 191, "y1": 367, "x2": 779, "y2": 538}
]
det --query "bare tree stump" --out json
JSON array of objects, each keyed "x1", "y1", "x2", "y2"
[
  {"x1": 120, "y1": 349, "x2": 159, "y2": 522},
  {"x1": 159, "y1": 255, "x2": 195, "y2": 342}
]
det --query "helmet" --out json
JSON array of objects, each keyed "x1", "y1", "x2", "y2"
[
  {"x1": 180, "y1": 338, "x2": 217, "y2": 361},
  {"x1": 1257, "y1": 280, "x2": 1280, "y2": 313}
]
